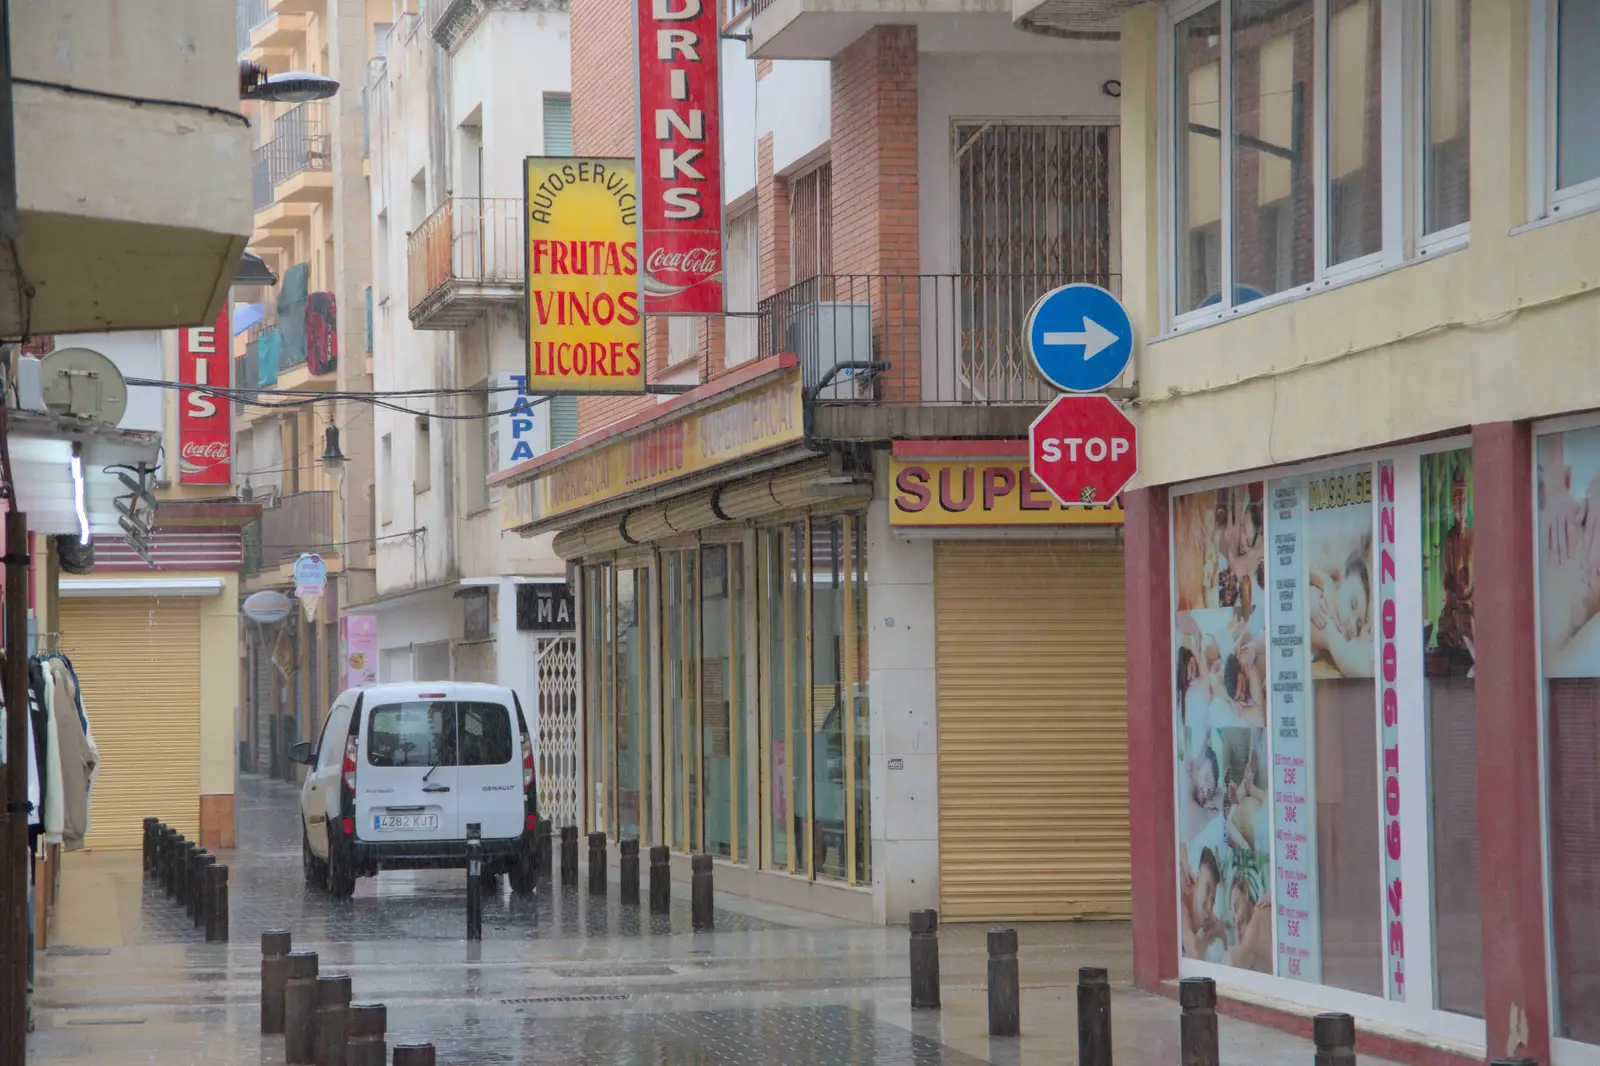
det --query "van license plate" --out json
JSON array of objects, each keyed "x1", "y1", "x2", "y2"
[{"x1": 374, "y1": 814, "x2": 438, "y2": 831}]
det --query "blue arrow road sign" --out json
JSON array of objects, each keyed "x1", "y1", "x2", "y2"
[{"x1": 1025, "y1": 283, "x2": 1133, "y2": 394}]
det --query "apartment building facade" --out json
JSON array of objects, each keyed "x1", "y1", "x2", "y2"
[
  {"x1": 363, "y1": 0, "x2": 577, "y2": 818},
  {"x1": 234, "y1": 0, "x2": 386, "y2": 778},
  {"x1": 493, "y1": 0, "x2": 1137, "y2": 924},
  {"x1": 1105, "y1": 2, "x2": 1600, "y2": 1064}
]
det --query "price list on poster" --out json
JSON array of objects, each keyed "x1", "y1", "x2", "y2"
[{"x1": 1270, "y1": 480, "x2": 1321, "y2": 983}]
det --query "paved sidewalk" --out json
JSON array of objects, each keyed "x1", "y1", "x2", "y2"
[{"x1": 26, "y1": 775, "x2": 1401, "y2": 1065}]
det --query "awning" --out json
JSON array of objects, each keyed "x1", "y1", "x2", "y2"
[
  {"x1": 60, "y1": 577, "x2": 224, "y2": 597},
  {"x1": 5, "y1": 410, "x2": 163, "y2": 537}
]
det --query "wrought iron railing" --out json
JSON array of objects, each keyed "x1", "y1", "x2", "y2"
[
  {"x1": 237, "y1": 0, "x2": 272, "y2": 54},
  {"x1": 252, "y1": 147, "x2": 274, "y2": 211},
  {"x1": 259, "y1": 490, "x2": 337, "y2": 570},
  {"x1": 757, "y1": 272, "x2": 1121, "y2": 405},
  {"x1": 407, "y1": 197, "x2": 524, "y2": 313},
  {"x1": 266, "y1": 102, "x2": 331, "y2": 186}
]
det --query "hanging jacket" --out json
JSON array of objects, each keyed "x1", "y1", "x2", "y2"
[
  {"x1": 47, "y1": 660, "x2": 97, "y2": 851},
  {"x1": 41, "y1": 660, "x2": 64, "y2": 846}
]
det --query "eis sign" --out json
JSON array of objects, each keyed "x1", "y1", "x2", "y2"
[
  {"x1": 636, "y1": 0, "x2": 722, "y2": 315},
  {"x1": 178, "y1": 304, "x2": 232, "y2": 485}
]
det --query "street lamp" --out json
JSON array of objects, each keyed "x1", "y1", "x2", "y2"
[{"x1": 239, "y1": 61, "x2": 339, "y2": 103}]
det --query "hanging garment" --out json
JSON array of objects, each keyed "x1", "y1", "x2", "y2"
[
  {"x1": 48, "y1": 660, "x2": 97, "y2": 852},
  {"x1": 26, "y1": 703, "x2": 39, "y2": 829},
  {"x1": 41, "y1": 660, "x2": 64, "y2": 847},
  {"x1": 306, "y1": 291, "x2": 338, "y2": 375}
]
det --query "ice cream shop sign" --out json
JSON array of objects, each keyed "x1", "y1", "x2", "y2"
[{"x1": 178, "y1": 304, "x2": 232, "y2": 485}]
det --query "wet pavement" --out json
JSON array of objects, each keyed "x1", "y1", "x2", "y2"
[{"x1": 26, "y1": 774, "x2": 1399, "y2": 1064}]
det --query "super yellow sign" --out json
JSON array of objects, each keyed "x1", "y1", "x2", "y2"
[
  {"x1": 890, "y1": 457, "x2": 1124, "y2": 527},
  {"x1": 524, "y1": 157, "x2": 645, "y2": 394},
  {"x1": 502, "y1": 368, "x2": 806, "y2": 531}
]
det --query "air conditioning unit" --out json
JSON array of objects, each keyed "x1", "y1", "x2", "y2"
[{"x1": 782, "y1": 300, "x2": 875, "y2": 401}]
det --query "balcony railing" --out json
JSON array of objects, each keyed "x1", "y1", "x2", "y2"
[
  {"x1": 252, "y1": 147, "x2": 274, "y2": 211},
  {"x1": 758, "y1": 272, "x2": 1121, "y2": 406},
  {"x1": 237, "y1": 0, "x2": 272, "y2": 54},
  {"x1": 265, "y1": 103, "x2": 331, "y2": 187},
  {"x1": 258, "y1": 490, "x2": 337, "y2": 571},
  {"x1": 407, "y1": 197, "x2": 524, "y2": 329}
]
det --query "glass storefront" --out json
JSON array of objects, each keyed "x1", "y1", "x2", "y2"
[
  {"x1": 1171, "y1": 446, "x2": 1482, "y2": 1031},
  {"x1": 578, "y1": 513, "x2": 870, "y2": 887}
]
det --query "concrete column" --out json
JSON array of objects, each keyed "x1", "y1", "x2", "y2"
[
  {"x1": 1122, "y1": 486, "x2": 1176, "y2": 992},
  {"x1": 1470, "y1": 421, "x2": 1550, "y2": 1065}
]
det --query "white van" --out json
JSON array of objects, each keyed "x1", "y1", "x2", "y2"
[{"x1": 290, "y1": 682, "x2": 542, "y2": 899}]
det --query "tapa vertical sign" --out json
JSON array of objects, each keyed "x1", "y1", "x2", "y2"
[
  {"x1": 637, "y1": 0, "x2": 723, "y2": 315},
  {"x1": 178, "y1": 304, "x2": 232, "y2": 484},
  {"x1": 524, "y1": 157, "x2": 646, "y2": 393}
]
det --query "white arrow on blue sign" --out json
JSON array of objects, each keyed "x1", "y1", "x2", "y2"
[{"x1": 1024, "y1": 283, "x2": 1134, "y2": 394}]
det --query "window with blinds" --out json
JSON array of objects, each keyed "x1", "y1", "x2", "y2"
[
  {"x1": 789, "y1": 163, "x2": 832, "y2": 282},
  {"x1": 543, "y1": 94, "x2": 577, "y2": 445}
]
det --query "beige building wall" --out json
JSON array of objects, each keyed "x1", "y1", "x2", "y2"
[{"x1": 1119, "y1": 0, "x2": 1600, "y2": 490}]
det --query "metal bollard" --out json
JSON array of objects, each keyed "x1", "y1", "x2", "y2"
[
  {"x1": 560, "y1": 825, "x2": 579, "y2": 886},
  {"x1": 691, "y1": 853, "x2": 713, "y2": 931},
  {"x1": 392, "y1": 1045, "x2": 436, "y2": 1066},
  {"x1": 346, "y1": 1004, "x2": 387, "y2": 1066},
  {"x1": 1179, "y1": 976, "x2": 1217, "y2": 1066},
  {"x1": 284, "y1": 951, "x2": 320, "y2": 1065},
  {"x1": 261, "y1": 930, "x2": 292, "y2": 1034},
  {"x1": 161, "y1": 829, "x2": 179, "y2": 897},
  {"x1": 206, "y1": 864, "x2": 230, "y2": 943},
  {"x1": 466, "y1": 822, "x2": 483, "y2": 941},
  {"x1": 620, "y1": 839, "x2": 640, "y2": 906},
  {"x1": 909, "y1": 909, "x2": 940, "y2": 1010},
  {"x1": 181, "y1": 841, "x2": 200, "y2": 913},
  {"x1": 314, "y1": 974, "x2": 353, "y2": 1066},
  {"x1": 648, "y1": 844, "x2": 670, "y2": 915},
  {"x1": 537, "y1": 820, "x2": 553, "y2": 880},
  {"x1": 143, "y1": 818, "x2": 158, "y2": 874},
  {"x1": 587, "y1": 831, "x2": 607, "y2": 896},
  {"x1": 189, "y1": 848, "x2": 211, "y2": 925},
  {"x1": 1312, "y1": 1012, "x2": 1356, "y2": 1066},
  {"x1": 1078, "y1": 966, "x2": 1112, "y2": 1066},
  {"x1": 986, "y1": 928, "x2": 1020, "y2": 1038}
]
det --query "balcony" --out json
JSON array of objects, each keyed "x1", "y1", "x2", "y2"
[
  {"x1": 256, "y1": 490, "x2": 338, "y2": 573},
  {"x1": 758, "y1": 272, "x2": 1120, "y2": 439},
  {"x1": 237, "y1": 0, "x2": 271, "y2": 56},
  {"x1": 265, "y1": 103, "x2": 332, "y2": 202},
  {"x1": 252, "y1": 147, "x2": 274, "y2": 212},
  {"x1": 743, "y1": 0, "x2": 1131, "y2": 58},
  {"x1": 408, "y1": 197, "x2": 524, "y2": 330}
]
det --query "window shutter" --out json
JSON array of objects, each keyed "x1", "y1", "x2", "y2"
[
  {"x1": 543, "y1": 96, "x2": 574, "y2": 155},
  {"x1": 550, "y1": 395, "x2": 578, "y2": 448}
]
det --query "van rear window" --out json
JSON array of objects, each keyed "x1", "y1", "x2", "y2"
[{"x1": 366, "y1": 701, "x2": 513, "y2": 767}]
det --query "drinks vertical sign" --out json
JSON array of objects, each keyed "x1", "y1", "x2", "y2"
[
  {"x1": 178, "y1": 304, "x2": 232, "y2": 485},
  {"x1": 637, "y1": 0, "x2": 723, "y2": 314}
]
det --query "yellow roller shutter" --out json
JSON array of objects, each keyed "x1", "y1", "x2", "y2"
[
  {"x1": 58, "y1": 597, "x2": 202, "y2": 849},
  {"x1": 934, "y1": 539, "x2": 1130, "y2": 922}
]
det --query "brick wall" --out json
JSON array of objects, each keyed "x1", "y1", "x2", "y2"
[{"x1": 829, "y1": 25, "x2": 920, "y2": 400}]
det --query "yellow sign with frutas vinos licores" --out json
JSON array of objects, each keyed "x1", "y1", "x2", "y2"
[{"x1": 523, "y1": 156, "x2": 646, "y2": 394}]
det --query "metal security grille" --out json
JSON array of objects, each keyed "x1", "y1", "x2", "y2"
[
  {"x1": 955, "y1": 122, "x2": 1117, "y2": 402},
  {"x1": 789, "y1": 164, "x2": 832, "y2": 283},
  {"x1": 537, "y1": 635, "x2": 581, "y2": 829}
]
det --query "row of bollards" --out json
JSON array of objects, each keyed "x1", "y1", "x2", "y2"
[
  {"x1": 264, "y1": 929, "x2": 436, "y2": 1066},
  {"x1": 544, "y1": 826, "x2": 710, "y2": 928},
  {"x1": 142, "y1": 816, "x2": 229, "y2": 942}
]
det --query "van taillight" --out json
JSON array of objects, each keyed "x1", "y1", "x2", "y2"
[
  {"x1": 343, "y1": 736, "x2": 358, "y2": 791},
  {"x1": 521, "y1": 732, "x2": 534, "y2": 791}
]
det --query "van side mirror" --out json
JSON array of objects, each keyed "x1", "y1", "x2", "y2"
[{"x1": 287, "y1": 741, "x2": 315, "y2": 766}]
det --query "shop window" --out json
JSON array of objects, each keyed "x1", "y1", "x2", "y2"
[
  {"x1": 702, "y1": 543, "x2": 747, "y2": 861},
  {"x1": 1419, "y1": 449, "x2": 1482, "y2": 1017},
  {"x1": 1536, "y1": 426, "x2": 1600, "y2": 1045},
  {"x1": 584, "y1": 564, "x2": 615, "y2": 834},
  {"x1": 850, "y1": 517, "x2": 871, "y2": 884},
  {"x1": 761, "y1": 527, "x2": 794, "y2": 869},
  {"x1": 812, "y1": 518, "x2": 848, "y2": 881},
  {"x1": 616, "y1": 569, "x2": 651, "y2": 843},
  {"x1": 664, "y1": 550, "x2": 703, "y2": 853}
]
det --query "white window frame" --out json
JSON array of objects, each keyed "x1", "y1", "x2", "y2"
[
  {"x1": 1168, "y1": 437, "x2": 1487, "y2": 1050},
  {"x1": 1527, "y1": 0, "x2": 1600, "y2": 226},
  {"x1": 1160, "y1": 0, "x2": 1469, "y2": 336}
]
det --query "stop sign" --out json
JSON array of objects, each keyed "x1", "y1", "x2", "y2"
[{"x1": 1029, "y1": 395, "x2": 1138, "y2": 506}]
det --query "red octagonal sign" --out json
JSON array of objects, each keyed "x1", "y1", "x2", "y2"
[{"x1": 1029, "y1": 394, "x2": 1139, "y2": 507}]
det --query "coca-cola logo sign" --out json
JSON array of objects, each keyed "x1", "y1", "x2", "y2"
[
  {"x1": 181, "y1": 441, "x2": 231, "y2": 461},
  {"x1": 645, "y1": 247, "x2": 720, "y2": 278}
]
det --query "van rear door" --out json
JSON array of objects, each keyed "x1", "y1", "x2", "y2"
[
  {"x1": 453, "y1": 700, "x2": 524, "y2": 840},
  {"x1": 356, "y1": 698, "x2": 460, "y2": 845}
]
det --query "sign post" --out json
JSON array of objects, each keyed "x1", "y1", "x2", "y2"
[{"x1": 1028, "y1": 395, "x2": 1138, "y2": 507}]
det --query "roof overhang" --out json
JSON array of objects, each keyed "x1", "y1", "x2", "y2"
[{"x1": 6, "y1": 412, "x2": 162, "y2": 537}]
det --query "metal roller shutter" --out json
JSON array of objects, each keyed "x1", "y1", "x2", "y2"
[
  {"x1": 934, "y1": 539, "x2": 1130, "y2": 922},
  {"x1": 59, "y1": 597, "x2": 203, "y2": 849}
]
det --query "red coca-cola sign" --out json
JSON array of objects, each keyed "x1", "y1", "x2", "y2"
[
  {"x1": 637, "y1": 0, "x2": 723, "y2": 316},
  {"x1": 178, "y1": 304, "x2": 232, "y2": 485}
]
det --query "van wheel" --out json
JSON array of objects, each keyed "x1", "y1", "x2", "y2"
[
  {"x1": 509, "y1": 851, "x2": 537, "y2": 896},
  {"x1": 302, "y1": 826, "x2": 326, "y2": 887},
  {"x1": 326, "y1": 846, "x2": 357, "y2": 900}
]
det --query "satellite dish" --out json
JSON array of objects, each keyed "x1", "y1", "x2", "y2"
[{"x1": 38, "y1": 347, "x2": 128, "y2": 426}]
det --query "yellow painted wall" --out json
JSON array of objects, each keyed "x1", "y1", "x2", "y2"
[
  {"x1": 1119, "y1": 0, "x2": 1600, "y2": 489},
  {"x1": 200, "y1": 572, "x2": 243, "y2": 796}
]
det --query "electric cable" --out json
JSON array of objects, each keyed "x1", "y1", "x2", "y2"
[{"x1": 124, "y1": 376, "x2": 549, "y2": 420}]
